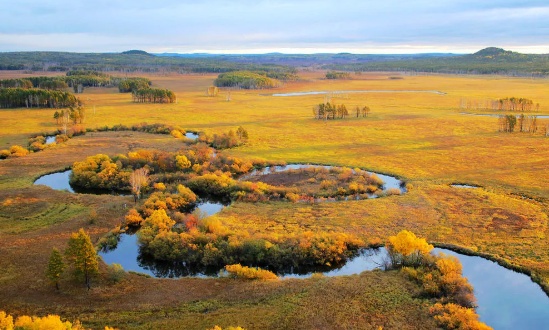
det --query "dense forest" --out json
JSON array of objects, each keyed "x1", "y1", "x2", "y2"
[
  {"x1": 214, "y1": 71, "x2": 281, "y2": 89},
  {"x1": 1, "y1": 47, "x2": 547, "y2": 75},
  {"x1": 0, "y1": 51, "x2": 297, "y2": 74},
  {"x1": 323, "y1": 48, "x2": 549, "y2": 76},
  {"x1": 0, "y1": 88, "x2": 79, "y2": 108}
]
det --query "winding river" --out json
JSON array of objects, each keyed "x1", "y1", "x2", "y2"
[
  {"x1": 269, "y1": 90, "x2": 447, "y2": 96},
  {"x1": 460, "y1": 112, "x2": 549, "y2": 119},
  {"x1": 33, "y1": 164, "x2": 549, "y2": 328}
]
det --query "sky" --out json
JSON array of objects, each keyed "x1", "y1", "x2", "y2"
[{"x1": 1, "y1": 0, "x2": 548, "y2": 54}]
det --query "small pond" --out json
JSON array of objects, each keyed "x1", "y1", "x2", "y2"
[
  {"x1": 45, "y1": 136, "x2": 56, "y2": 145},
  {"x1": 270, "y1": 90, "x2": 446, "y2": 97},
  {"x1": 34, "y1": 170, "x2": 129, "y2": 195},
  {"x1": 185, "y1": 132, "x2": 199, "y2": 140},
  {"x1": 451, "y1": 184, "x2": 478, "y2": 189}
]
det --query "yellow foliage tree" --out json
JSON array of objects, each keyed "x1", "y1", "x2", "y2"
[
  {"x1": 14, "y1": 314, "x2": 76, "y2": 330},
  {"x1": 0, "y1": 311, "x2": 13, "y2": 330},
  {"x1": 387, "y1": 230, "x2": 433, "y2": 267},
  {"x1": 170, "y1": 129, "x2": 183, "y2": 138},
  {"x1": 144, "y1": 209, "x2": 175, "y2": 232}
]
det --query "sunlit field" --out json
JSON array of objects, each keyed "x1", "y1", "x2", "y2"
[{"x1": 1, "y1": 70, "x2": 548, "y2": 328}]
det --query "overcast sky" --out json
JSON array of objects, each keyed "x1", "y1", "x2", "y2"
[{"x1": 1, "y1": 0, "x2": 548, "y2": 54}]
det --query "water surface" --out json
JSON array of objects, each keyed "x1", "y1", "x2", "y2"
[
  {"x1": 34, "y1": 170, "x2": 129, "y2": 195},
  {"x1": 185, "y1": 132, "x2": 199, "y2": 140},
  {"x1": 451, "y1": 184, "x2": 478, "y2": 189},
  {"x1": 433, "y1": 248, "x2": 549, "y2": 330},
  {"x1": 270, "y1": 90, "x2": 446, "y2": 97},
  {"x1": 34, "y1": 170, "x2": 74, "y2": 192}
]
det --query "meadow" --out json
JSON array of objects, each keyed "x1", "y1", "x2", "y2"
[{"x1": 0, "y1": 70, "x2": 548, "y2": 328}]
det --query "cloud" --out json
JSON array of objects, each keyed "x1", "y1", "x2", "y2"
[{"x1": 0, "y1": 0, "x2": 548, "y2": 53}]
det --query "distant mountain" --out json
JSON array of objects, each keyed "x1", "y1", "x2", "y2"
[
  {"x1": 156, "y1": 53, "x2": 220, "y2": 58},
  {"x1": 473, "y1": 47, "x2": 508, "y2": 56},
  {"x1": 323, "y1": 47, "x2": 549, "y2": 75},
  {"x1": 122, "y1": 50, "x2": 154, "y2": 56}
]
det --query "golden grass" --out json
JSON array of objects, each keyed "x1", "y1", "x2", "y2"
[
  {"x1": 1, "y1": 72, "x2": 548, "y2": 196},
  {"x1": 1, "y1": 70, "x2": 549, "y2": 327}
]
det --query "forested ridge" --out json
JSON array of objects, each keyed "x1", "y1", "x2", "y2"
[{"x1": 1, "y1": 47, "x2": 547, "y2": 75}]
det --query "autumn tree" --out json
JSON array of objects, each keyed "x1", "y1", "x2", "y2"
[
  {"x1": 430, "y1": 303, "x2": 492, "y2": 330},
  {"x1": 498, "y1": 115, "x2": 517, "y2": 132},
  {"x1": 0, "y1": 311, "x2": 13, "y2": 330},
  {"x1": 53, "y1": 110, "x2": 60, "y2": 124},
  {"x1": 46, "y1": 248, "x2": 65, "y2": 290},
  {"x1": 61, "y1": 109, "x2": 70, "y2": 135},
  {"x1": 175, "y1": 155, "x2": 191, "y2": 171},
  {"x1": 206, "y1": 86, "x2": 219, "y2": 97},
  {"x1": 65, "y1": 228, "x2": 98, "y2": 290},
  {"x1": 125, "y1": 208, "x2": 144, "y2": 226},
  {"x1": 130, "y1": 167, "x2": 149, "y2": 203},
  {"x1": 362, "y1": 106, "x2": 370, "y2": 117},
  {"x1": 1, "y1": 311, "x2": 85, "y2": 330},
  {"x1": 386, "y1": 230, "x2": 433, "y2": 267},
  {"x1": 236, "y1": 126, "x2": 249, "y2": 140}
]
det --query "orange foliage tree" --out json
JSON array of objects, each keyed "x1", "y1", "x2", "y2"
[{"x1": 430, "y1": 303, "x2": 492, "y2": 330}]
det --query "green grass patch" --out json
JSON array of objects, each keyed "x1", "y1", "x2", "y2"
[{"x1": 0, "y1": 202, "x2": 88, "y2": 234}]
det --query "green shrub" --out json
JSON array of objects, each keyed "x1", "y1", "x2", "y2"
[{"x1": 107, "y1": 263, "x2": 125, "y2": 283}]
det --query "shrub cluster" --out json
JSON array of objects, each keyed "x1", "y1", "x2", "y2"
[
  {"x1": 198, "y1": 126, "x2": 248, "y2": 149},
  {"x1": 325, "y1": 71, "x2": 351, "y2": 79},
  {"x1": 0, "y1": 145, "x2": 29, "y2": 159},
  {"x1": 136, "y1": 207, "x2": 364, "y2": 274},
  {"x1": 386, "y1": 230, "x2": 489, "y2": 329},
  {"x1": 224, "y1": 264, "x2": 278, "y2": 280}
]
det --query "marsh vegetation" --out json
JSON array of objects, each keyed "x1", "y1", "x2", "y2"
[{"x1": 1, "y1": 66, "x2": 549, "y2": 329}]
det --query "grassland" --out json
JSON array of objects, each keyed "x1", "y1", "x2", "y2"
[{"x1": 0, "y1": 70, "x2": 548, "y2": 328}]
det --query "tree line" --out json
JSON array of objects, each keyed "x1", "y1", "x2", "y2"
[
  {"x1": 0, "y1": 72, "x2": 153, "y2": 94},
  {"x1": 0, "y1": 88, "x2": 79, "y2": 108},
  {"x1": 498, "y1": 114, "x2": 538, "y2": 133},
  {"x1": 326, "y1": 71, "x2": 351, "y2": 79},
  {"x1": 460, "y1": 97, "x2": 540, "y2": 112},
  {"x1": 313, "y1": 102, "x2": 370, "y2": 120}
]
